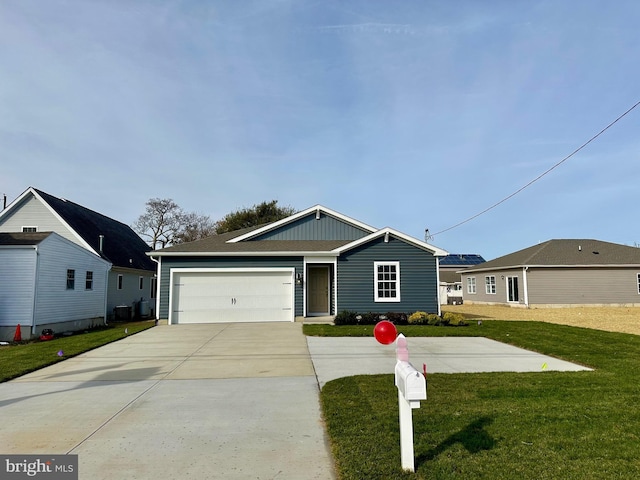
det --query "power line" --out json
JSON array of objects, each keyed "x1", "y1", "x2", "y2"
[{"x1": 431, "y1": 100, "x2": 640, "y2": 238}]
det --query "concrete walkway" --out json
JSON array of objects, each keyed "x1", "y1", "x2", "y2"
[{"x1": 0, "y1": 323, "x2": 591, "y2": 479}]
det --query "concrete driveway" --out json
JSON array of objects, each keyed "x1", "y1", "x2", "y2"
[
  {"x1": 0, "y1": 323, "x2": 334, "y2": 480},
  {"x1": 0, "y1": 323, "x2": 591, "y2": 479}
]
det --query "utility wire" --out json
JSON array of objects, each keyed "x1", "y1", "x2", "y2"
[{"x1": 431, "y1": 100, "x2": 640, "y2": 238}]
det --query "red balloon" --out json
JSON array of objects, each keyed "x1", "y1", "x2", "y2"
[{"x1": 374, "y1": 320, "x2": 397, "y2": 345}]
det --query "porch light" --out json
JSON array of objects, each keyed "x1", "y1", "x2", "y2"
[{"x1": 295, "y1": 273, "x2": 304, "y2": 285}]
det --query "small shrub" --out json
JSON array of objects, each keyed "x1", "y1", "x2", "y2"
[
  {"x1": 443, "y1": 311, "x2": 468, "y2": 326},
  {"x1": 334, "y1": 310, "x2": 358, "y2": 325},
  {"x1": 408, "y1": 311, "x2": 429, "y2": 325},
  {"x1": 427, "y1": 313, "x2": 443, "y2": 326},
  {"x1": 385, "y1": 312, "x2": 408, "y2": 325}
]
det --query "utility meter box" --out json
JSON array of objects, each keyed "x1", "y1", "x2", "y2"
[{"x1": 395, "y1": 361, "x2": 427, "y2": 401}]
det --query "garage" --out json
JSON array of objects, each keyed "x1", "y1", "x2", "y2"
[{"x1": 169, "y1": 268, "x2": 294, "y2": 324}]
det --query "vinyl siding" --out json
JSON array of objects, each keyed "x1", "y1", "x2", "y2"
[
  {"x1": 34, "y1": 234, "x2": 108, "y2": 325},
  {"x1": 528, "y1": 267, "x2": 640, "y2": 305},
  {"x1": 252, "y1": 212, "x2": 370, "y2": 241},
  {"x1": 337, "y1": 236, "x2": 439, "y2": 313},
  {"x1": 158, "y1": 256, "x2": 304, "y2": 318},
  {"x1": 461, "y1": 269, "x2": 523, "y2": 305},
  {"x1": 0, "y1": 247, "x2": 37, "y2": 326},
  {"x1": 0, "y1": 194, "x2": 78, "y2": 244},
  {"x1": 106, "y1": 268, "x2": 156, "y2": 317}
]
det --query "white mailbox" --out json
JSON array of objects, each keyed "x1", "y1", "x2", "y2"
[{"x1": 395, "y1": 361, "x2": 427, "y2": 402}]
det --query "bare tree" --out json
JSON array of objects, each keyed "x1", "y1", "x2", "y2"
[
  {"x1": 132, "y1": 198, "x2": 184, "y2": 249},
  {"x1": 174, "y1": 212, "x2": 217, "y2": 244}
]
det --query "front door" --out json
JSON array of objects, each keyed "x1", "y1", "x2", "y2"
[
  {"x1": 308, "y1": 266, "x2": 330, "y2": 315},
  {"x1": 507, "y1": 276, "x2": 519, "y2": 303}
]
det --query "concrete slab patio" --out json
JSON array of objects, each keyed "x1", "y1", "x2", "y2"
[{"x1": 0, "y1": 323, "x2": 592, "y2": 479}]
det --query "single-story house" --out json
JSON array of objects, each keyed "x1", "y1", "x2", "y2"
[
  {"x1": 149, "y1": 205, "x2": 448, "y2": 324},
  {"x1": 0, "y1": 232, "x2": 111, "y2": 341},
  {"x1": 460, "y1": 239, "x2": 640, "y2": 307},
  {"x1": 439, "y1": 254, "x2": 485, "y2": 305},
  {"x1": 0, "y1": 187, "x2": 157, "y2": 322}
]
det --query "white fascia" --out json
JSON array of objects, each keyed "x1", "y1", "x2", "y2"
[
  {"x1": 147, "y1": 250, "x2": 339, "y2": 258},
  {"x1": 332, "y1": 227, "x2": 449, "y2": 257},
  {"x1": 226, "y1": 205, "x2": 378, "y2": 243}
]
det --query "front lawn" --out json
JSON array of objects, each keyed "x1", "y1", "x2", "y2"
[
  {"x1": 305, "y1": 321, "x2": 640, "y2": 479},
  {"x1": 0, "y1": 321, "x2": 155, "y2": 382}
]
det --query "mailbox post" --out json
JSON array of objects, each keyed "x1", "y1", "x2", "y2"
[{"x1": 394, "y1": 334, "x2": 426, "y2": 472}]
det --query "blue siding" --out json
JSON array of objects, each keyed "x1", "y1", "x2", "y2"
[
  {"x1": 253, "y1": 212, "x2": 370, "y2": 241},
  {"x1": 337, "y1": 236, "x2": 439, "y2": 314},
  {"x1": 159, "y1": 256, "x2": 304, "y2": 318}
]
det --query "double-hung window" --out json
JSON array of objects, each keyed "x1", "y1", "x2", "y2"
[
  {"x1": 374, "y1": 262, "x2": 400, "y2": 302},
  {"x1": 485, "y1": 275, "x2": 496, "y2": 295},
  {"x1": 637, "y1": 273, "x2": 640, "y2": 294},
  {"x1": 467, "y1": 277, "x2": 477, "y2": 294},
  {"x1": 66, "y1": 269, "x2": 75, "y2": 290},
  {"x1": 85, "y1": 271, "x2": 93, "y2": 290}
]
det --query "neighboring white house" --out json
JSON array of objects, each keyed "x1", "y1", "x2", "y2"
[
  {"x1": 0, "y1": 232, "x2": 111, "y2": 341},
  {"x1": 0, "y1": 187, "x2": 156, "y2": 323}
]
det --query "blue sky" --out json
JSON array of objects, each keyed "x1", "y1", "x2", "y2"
[{"x1": 1, "y1": 0, "x2": 639, "y2": 259}]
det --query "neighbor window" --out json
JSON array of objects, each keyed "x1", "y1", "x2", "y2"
[
  {"x1": 85, "y1": 271, "x2": 93, "y2": 290},
  {"x1": 22, "y1": 226, "x2": 37, "y2": 233},
  {"x1": 374, "y1": 261, "x2": 400, "y2": 302},
  {"x1": 485, "y1": 275, "x2": 496, "y2": 294},
  {"x1": 467, "y1": 277, "x2": 477, "y2": 294},
  {"x1": 117, "y1": 274, "x2": 123, "y2": 290},
  {"x1": 637, "y1": 273, "x2": 640, "y2": 294},
  {"x1": 66, "y1": 269, "x2": 75, "y2": 290},
  {"x1": 139, "y1": 276, "x2": 144, "y2": 290},
  {"x1": 150, "y1": 277, "x2": 157, "y2": 299}
]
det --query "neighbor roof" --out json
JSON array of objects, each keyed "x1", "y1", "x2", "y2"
[
  {"x1": 440, "y1": 254, "x2": 486, "y2": 266},
  {"x1": 2, "y1": 188, "x2": 155, "y2": 271},
  {"x1": 0, "y1": 232, "x2": 52, "y2": 246},
  {"x1": 462, "y1": 239, "x2": 640, "y2": 273}
]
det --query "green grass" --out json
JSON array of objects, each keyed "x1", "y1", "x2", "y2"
[
  {"x1": 0, "y1": 321, "x2": 155, "y2": 383},
  {"x1": 306, "y1": 321, "x2": 640, "y2": 479}
]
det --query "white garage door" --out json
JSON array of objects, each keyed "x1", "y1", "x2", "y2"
[{"x1": 170, "y1": 269, "x2": 294, "y2": 324}]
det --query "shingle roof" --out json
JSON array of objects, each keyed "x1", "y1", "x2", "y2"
[
  {"x1": 155, "y1": 225, "x2": 351, "y2": 254},
  {"x1": 0, "y1": 232, "x2": 52, "y2": 246},
  {"x1": 463, "y1": 239, "x2": 640, "y2": 272},
  {"x1": 33, "y1": 189, "x2": 155, "y2": 271}
]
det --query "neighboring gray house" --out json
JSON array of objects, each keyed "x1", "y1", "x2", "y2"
[
  {"x1": 460, "y1": 239, "x2": 640, "y2": 307},
  {"x1": 439, "y1": 254, "x2": 485, "y2": 305},
  {"x1": 0, "y1": 187, "x2": 156, "y2": 321},
  {"x1": 0, "y1": 232, "x2": 111, "y2": 341},
  {"x1": 149, "y1": 205, "x2": 448, "y2": 324}
]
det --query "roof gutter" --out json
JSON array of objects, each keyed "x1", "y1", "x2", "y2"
[{"x1": 147, "y1": 250, "x2": 340, "y2": 258}]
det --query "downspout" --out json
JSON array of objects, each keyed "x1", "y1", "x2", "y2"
[
  {"x1": 436, "y1": 257, "x2": 442, "y2": 316},
  {"x1": 104, "y1": 264, "x2": 111, "y2": 325},
  {"x1": 523, "y1": 266, "x2": 529, "y2": 308},
  {"x1": 150, "y1": 255, "x2": 160, "y2": 321},
  {"x1": 31, "y1": 246, "x2": 40, "y2": 336}
]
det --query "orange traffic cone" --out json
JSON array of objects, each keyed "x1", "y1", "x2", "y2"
[{"x1": 13, "y1": 324, "x2": 22, "y2": 342}]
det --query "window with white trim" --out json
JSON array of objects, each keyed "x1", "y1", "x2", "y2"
[
  {"x1": 637, "y1": 273, "x2": 640, "y2": 294},
  {"x1": 22, "y1": 226, "x2": 37, "y2": 233},
  {"x1": 485, "y1": 275, "x2": 496, "y2": 294},
  {"x1": 66, "y1": 269, "x2": 75, "y2": 290},
  {"x1": 85, "y1": 271, "x2": 93, "y2": 290},
  {"x1": 374, "y1": 262, "x2": 400, "y2": 302},
  {"x1": 467, "y1": 277, "x2": 476, "y2": 294}
]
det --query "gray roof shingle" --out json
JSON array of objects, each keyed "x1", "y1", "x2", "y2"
[{"x1": 463, "y1": 239, "x2": 640, "y2": 272}]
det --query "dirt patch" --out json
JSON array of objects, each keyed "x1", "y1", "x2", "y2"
[{"x1": 442, "y1": 304, "x2": 640, "y2": 336}]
